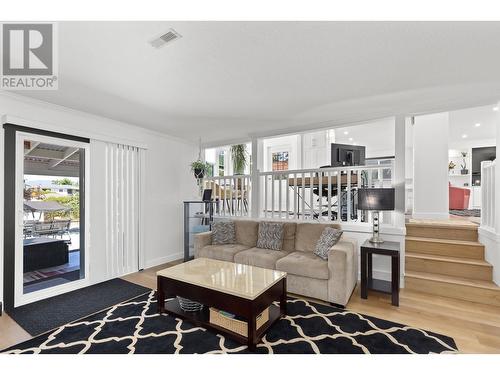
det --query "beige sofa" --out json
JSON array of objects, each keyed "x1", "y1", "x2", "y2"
[{"x1": 194, "y1": 219, "x2": 358, "y2": 307}]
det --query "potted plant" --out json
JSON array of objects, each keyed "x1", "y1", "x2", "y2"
[
  {"x1": 230, "y1": 144, "x2": 248, "y2": 175},
  {"x1": 190, "y1": 160, "x2": 208, "y2": 179},
  {"x1": 460, "y1": 152, "x2": 469, "y2": 175}
]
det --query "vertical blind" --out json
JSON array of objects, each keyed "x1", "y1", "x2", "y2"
[{"x1": 104, "y1": 142, "x2": 140, "y2": 278}]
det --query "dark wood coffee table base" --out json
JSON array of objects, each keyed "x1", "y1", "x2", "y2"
[{"x1": 157, "y1": 275, "x2": 287, "y2": 351}]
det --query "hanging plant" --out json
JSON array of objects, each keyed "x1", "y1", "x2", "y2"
[
  {"x1": 230, "y1": 144, "x2": 248, "y2": 175},
  {"x1": 190, "y1": 160, "x2": 209, "y2": 179}
]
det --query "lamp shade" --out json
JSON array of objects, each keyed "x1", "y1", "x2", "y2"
[{"x1": 358, "y1": 188, "x2": 395, "y2": 211}]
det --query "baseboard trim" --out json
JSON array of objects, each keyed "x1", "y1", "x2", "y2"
[
  {"x1": 143, "y1": 252, "x2": 183, "y2": 269},
  {"x1": 411, "y1": 212, "x2": 450, "y2": 220}
]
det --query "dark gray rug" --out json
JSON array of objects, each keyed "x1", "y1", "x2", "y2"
[
  {"x1": 450, "y1": 209, "x2": 480, "y2": 217},
  {"x1": 8, "y1": 278, "x2": 150, "y2": 336}
]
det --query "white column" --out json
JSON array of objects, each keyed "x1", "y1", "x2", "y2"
[
  {"x1": 496, "y1": 102, "x2": 500, "y2": 234},
  {"x1": 394, "y1": 115, "x2": 406, "y2": 229},
  {"x1": 413, "y1": 112, "x2": 450, "y2": 219},
  {"x1": 251, "y1": 137, "x2": 260, "y2": 218}
]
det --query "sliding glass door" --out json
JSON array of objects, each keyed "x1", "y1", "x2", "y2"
[{"x1": 14, "y1": 131, "x2": 89, "y2": 307}]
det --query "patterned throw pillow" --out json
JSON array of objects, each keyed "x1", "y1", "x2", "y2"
[
  {"x1": 314, "y1": 227, "x2": 343, "y2": 260},
  {"x1": 212, "y1": 221, "x2": 236, "y2": 245},
  {"x1": 257, "y1": 221, "x2": 285, "y2": 250}
]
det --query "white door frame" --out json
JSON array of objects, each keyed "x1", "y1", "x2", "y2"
[{"x1": 14, "y1": 131, "x2": 91, "y2": 307}]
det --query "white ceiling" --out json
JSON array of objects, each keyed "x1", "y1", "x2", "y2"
[
  {"x1": 449, "y1": 104, "x2": 497, "y2": 144},
  {"x1": 16, "y1": 21, "x2": 500, "y2": 144}
]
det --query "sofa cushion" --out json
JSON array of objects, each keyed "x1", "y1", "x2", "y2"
[
  {"x1": 276, "y1": 251, "x2": 329, "y2": 280},
  {"x1": 197, "y1": 244, "x2": 250, "y2": 262},
  {"x1": 234, "y1": 220, "x2": 259, "y2": 247},
  {"x1": 282, "y1": 222, "x2": 297, "y2": 252},
  {"x1": 257, "y1": 221, "x2": 285, "y2": 250},
  {"x1": 314, "y1": 227, "x2": 343, "y2": 260},
  {"x1": 295, "y1": 222, "x2": 341, "y2": 252},
  {"x1": 233, "y1": 247, "x2": 288, "y2": 269},
  {"x1": 212, "y1": 221, "x2": 236, "y2": 245}
]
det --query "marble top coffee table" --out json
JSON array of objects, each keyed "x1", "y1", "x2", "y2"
[{"x1": 157, "y1": 258, "x2": 287, "y2": 351}]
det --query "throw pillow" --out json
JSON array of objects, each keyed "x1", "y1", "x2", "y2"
[
  {"x1": 212, "y1": 221, "x2": 236, "y2": 245},
  {"x1": 257, "y1": 221, "x2": 285, "y2": 250},
  {"x1": 314, "y1": 227, "x2": 343, "y2": 260}
]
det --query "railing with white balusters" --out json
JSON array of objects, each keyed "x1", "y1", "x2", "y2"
[
  {"x1": 203, "y1": 175, "x2": 252, "y2": 218},
  {"x1": 203, "y1": 161, "x2": 394, "y2": 226},
  {"x1": 481, "y1": 160, "x2": 496, "y2": 231},
  {"x1": 258, "y1": 163, "x2": 394, "y2": 225}
]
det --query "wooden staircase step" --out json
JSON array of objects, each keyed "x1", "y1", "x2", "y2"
[
  {"x1": 406, "y1": 252, "x2": 493, "y2": 281},
  {"x1": 405, "y1": 237, "x2": 484, "y2": 259},
  {"x1": 405, "y1": 271, "x2": 500, "y2": 307},
  {"x1": 406, "y1": 222, "x2": 478, "y2": 241}
]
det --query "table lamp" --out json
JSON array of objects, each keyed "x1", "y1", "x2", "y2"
[{"x1": 358, "y1": 188, "x2": 395, "y2": 243}]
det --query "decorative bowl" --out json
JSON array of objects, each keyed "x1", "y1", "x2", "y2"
[{"x1": 176, "y1": 296, "x2": 204, "y2": 312}]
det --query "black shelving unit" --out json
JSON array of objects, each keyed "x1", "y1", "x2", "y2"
[{"x1": 183, "y1": 201, "x2": 217, "y2": 262}]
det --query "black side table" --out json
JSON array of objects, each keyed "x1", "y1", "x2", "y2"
[{"x1": 360, "y1": 239, "x2": 400, "y2": 306}]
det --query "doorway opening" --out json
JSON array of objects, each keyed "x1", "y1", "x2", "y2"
[{"x1": 3, "y1": 124, "x2": 89, "y2": 310}]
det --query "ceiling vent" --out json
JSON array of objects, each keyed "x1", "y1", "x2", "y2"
[{"x1": 149, "y1": 29, "x2": 182, "y2": 49}]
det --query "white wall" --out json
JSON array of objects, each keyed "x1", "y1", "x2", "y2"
[
  {"x1": 405, "y1": 119, "x2": 414, "y2": 179},
  {"x1": 413, "y1": 112, "x2": 450, "y2": 219},
  {"x1": 302, "y1": 131, "x2": 330, "y2": 169},
  {"x1": 0, "y1": 93, "x2": 198, "y2": 305},
  {"x1": 480, "y1": 230, "x2": 500, "y2": 285},
  {"x1": 262, "y1": 135, "x2": 301, "y2": 171}
]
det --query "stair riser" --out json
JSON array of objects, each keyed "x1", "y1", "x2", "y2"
[
  {"x1": 406, "y1": 226, "x2": 478, "y2": 241},
  {"x1": 406, "y1": 240, "x2": 484, "y2": 259},
  {"x1": 405, "y1": 277, "x2": 500, "y2": 307},
  {"x1": 406, "y1": 257, "x2": 493, "y2": 281}
]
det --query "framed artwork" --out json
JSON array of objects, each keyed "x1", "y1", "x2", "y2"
[{"x1": 272, "y1": 151, "x2": 289, "y2": 171}]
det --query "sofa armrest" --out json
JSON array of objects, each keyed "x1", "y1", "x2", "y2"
[
  {"x1": 194, "y1": 231, "x2": 212, "y2": 258},
  {"x1": 327, "y1": 236, "x2": 358, "y2": 306}
]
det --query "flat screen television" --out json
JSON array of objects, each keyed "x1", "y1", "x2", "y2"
[
  {"x1": 471, "y1": 146, "x2": 496, "y2": 186},
  {"x1": 472, "y1": 146, "x2": 496, "y2": 174},
  {"x1": 331, "y1": 143, "x2": 366, "y2": 167}
]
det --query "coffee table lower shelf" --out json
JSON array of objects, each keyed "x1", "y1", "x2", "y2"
[{"x1": 162, "y1": 298, "x2": 282, "y2": 348}]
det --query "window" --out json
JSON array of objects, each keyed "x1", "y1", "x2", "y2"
[
  {"x1": 366, "y1": 157, "x2": 393, "y2": 181},
  {"x1": 218, "y1": 150, "x2": 225, "y2": 176}
]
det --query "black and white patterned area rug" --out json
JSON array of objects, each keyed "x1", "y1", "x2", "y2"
[{"x1": 2, "y1": 291, "x2": 457, "y2": 354}]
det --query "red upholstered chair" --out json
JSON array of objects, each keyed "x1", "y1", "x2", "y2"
[{"x1": 449, "y1": 182, "x2": 471, "y2": 210}]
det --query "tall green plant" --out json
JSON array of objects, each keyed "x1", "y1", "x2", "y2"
[
  {"x1": 230, "y1": 144, "x2": 248, "y2": 174},
  {"x1": 43, "y1": 194, "x2": 80, "y2": 220}
]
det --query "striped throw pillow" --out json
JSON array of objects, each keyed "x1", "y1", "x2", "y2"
[
  {"x1": 314, "y1": 227, "x2": 343, "y2": 260},
  {"x1": 212, "y1": 221, "x2": 236, "y2": 245},
  {"x1": 257, "y1": 221, "x2": 285, "y2": 250}
]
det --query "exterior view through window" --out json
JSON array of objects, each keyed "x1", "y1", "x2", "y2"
[{"x1": 23, "y1": 139, "x2": 84, "y2": 294}]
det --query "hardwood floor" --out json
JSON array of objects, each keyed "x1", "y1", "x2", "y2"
[{"x1": 2, "y1": 258, "x2": 500, "y2": 353}]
